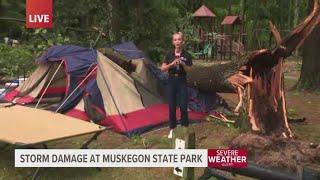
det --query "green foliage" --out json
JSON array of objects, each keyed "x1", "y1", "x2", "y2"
[
  {"x1": 0, "y1": 0, "x2": 312, "y2": 67},
  {"x1": 287, "y1": 108, "x2": 299, "y2": 119},
  {"x1": 0, "y1": 0, "x2": 25, "y2": 38},
  {"x1": 234, "y1": 96, "x2": 252, "y2": 132},
  {"x1": 21, "y1": 28, "x2": 71, "y2": 55},
  {"x1": 206, "y1": 115, "x2": 235, "y2": 129},
  {"x1": 131, "y1": 135, "x2": 144, "y2": 145},
  {"x1": 0, "y1": 44, "x2": 35, "y2": 77}
]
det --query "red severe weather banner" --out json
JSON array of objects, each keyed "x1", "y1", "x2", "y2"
[
  {"x1": 207, "y1": 149, "x2": 247, "y2": 168},
  {"x1": 26, "y1": 0, "x2": 53, "y2": 28}
]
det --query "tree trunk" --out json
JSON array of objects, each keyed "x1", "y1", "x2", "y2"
[
  {"x1": 228, "y1": 0, "x2": 232, "y2": 15},
  {"x1": 293, "y1": 0, "x2": 300, "y2": 27},
  {"x1": 240, "y1": 0, "x2": 245, "y2": 19},
  {"x1": 239, "y1": 0, "x2": 246, "y2": 44},
  {"x1": 293, "y1": 0, "x2": 300, "y2": 55},
  {"x1": 298, "y1": 0, "x2": 320, "y2": 89},
  {"x1": 249, "y1": 0, "x2": 258, "y2": 50},
  {"x1": 288, "y1": 0, "x2": 292, "y2": 29},
  {"x1": 186, "y1": 54, "x2": 251, "y2": 93},
  {"x1": 298, "y1": 25, "x2": 320, "y2": 89},
  {"x1": 135, "y1": 0, "x2": 146, "y2": 48},
  {"x1": 107, "y1": 0, "x2": 120, "y2": 42}
]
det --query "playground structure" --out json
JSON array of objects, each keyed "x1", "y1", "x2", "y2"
[
  {"x1": 219, "y1": 15, "x2": 245, "y2": 60},
  {"x1": 192, "y1": 5, "x2": 246, "y2": 60},
  {"x1": 192, "y1": 5, "x2": 216, "y2": 59}
]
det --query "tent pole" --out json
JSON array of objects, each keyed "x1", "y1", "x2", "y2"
[
  {"x1": 55, "y1": 65, "x2": 97, "y2": 113},
  {"x1": 35, "y1": 60, "x2": 64, "y2": 109}
]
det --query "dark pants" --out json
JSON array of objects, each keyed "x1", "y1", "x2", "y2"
[{"x1": 168, "y1": 75, "x2": 189, "y2": 129}]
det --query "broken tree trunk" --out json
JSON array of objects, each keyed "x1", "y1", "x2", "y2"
[
  {"x1": 240, "y1": 0, "x2": 320, "y2": 137},
  {"x1": 185, "y1": 0, "x2": 320, "y2": 137},
  {"x1": 185, "y1": 53, "x2": 253, "y2": 93}
]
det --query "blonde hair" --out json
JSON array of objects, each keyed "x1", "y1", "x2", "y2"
[{"x1": 172, "y1": 32, "x2": 184, "y2": 40}]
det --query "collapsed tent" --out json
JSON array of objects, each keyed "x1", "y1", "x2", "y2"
[{"x1": 2, "y1": 45, "x2": 207, "y2": 136}]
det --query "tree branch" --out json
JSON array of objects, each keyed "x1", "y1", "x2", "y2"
[
  {"x1": 0, "y1": 17, "x2": 26, "y2": 23},
  {"x1": 269, "y1": 21, "x2": 282, "y2": 45}
]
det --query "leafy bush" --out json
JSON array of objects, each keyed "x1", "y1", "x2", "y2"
[{"x1": 0, "y1": 44, "x2": 36, "y2": 78}]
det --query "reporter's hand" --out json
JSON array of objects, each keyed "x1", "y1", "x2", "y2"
[
  {"x1": 170, "y1": 59, "x2": 180, "y2": 67},
  {"x1": 179, "y1": 60, "x2": 186, "y2": 66}
]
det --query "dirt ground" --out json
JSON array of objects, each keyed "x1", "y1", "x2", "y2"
[{"x1": 0, "y1": 57, "x2": 319, "y2": 179}]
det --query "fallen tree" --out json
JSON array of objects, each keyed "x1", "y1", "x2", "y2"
[{"x1": 187, "y1": 0, "x2": 320, "y2": 137}]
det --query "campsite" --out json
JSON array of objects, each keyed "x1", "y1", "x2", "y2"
[{"x1": 0, "y1": 0, "x2": 320, "y2": 179}]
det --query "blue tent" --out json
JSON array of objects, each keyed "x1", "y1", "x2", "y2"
[{"x1": 4, "y1": 45, "x2": 105, "y2": 120}]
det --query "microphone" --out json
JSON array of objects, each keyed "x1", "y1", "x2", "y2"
[{"x1": 175, "y1": 54, "x2": 180, "y2": 71}]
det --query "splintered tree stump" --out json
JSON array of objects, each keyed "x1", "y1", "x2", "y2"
[{"x1": 187, "y1": 0, "x2": 320, "y2": 137}]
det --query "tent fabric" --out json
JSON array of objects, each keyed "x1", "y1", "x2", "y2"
[
  {"x1": 0, "y1": 105, "x2": 103, "y2": 145},
  {"x1": 3, "y1": 64, "x2": 50, "y2": 102},
  {"x1": 96, "y1": 52, "x2": 145, "y2": 114},
  {"x1": 3, "y1": 65, "x2": 65, "y2": 105},
  {"x1": 111, "y1": 42, "x2": 145, "y2": 59},
  {"x1": 37, "y1": 45, "x2": 99, "y2": 114},
  {"x1": 16, "y1": 63, "x2": 66, "y2": 105},
  {"x1": 37, "y1": 45, "x2": 97, "y2": 75},
  {"x1": 130, "y1": 59, "x2": 163, "y2": 104},
  {"x1": 101, "y1": 104, "x2": 207, "y2": 136}
]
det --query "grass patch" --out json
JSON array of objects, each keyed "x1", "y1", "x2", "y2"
[{"x1": 287, "y1": 108, "x2": 299, "y2": 119}]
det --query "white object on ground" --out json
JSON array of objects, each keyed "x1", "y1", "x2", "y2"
[
  {"x1": 168, "y1": 129, "x2": 173, "y2": 139},
  {"x1": 5, "y1": 77, "x2": 27, "y2": 88},
  {"x1": 0, "y1": 88, "x2": 6, "y2": 98}
]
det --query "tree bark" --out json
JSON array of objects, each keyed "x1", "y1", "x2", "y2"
[
  {"x1": 186, "y1": 54, "x2": 252, "y2": 93},
  {"x1": 298, "y1": 0, "x2": 320, "y2": 89},
  {"x1": 293, "y1": 0, "x2": 300, "y2": 55},
  {"x1": 288, "y1": 0, "x2": 292, "y2": 29},
  {"x1": 298, "y1": 25, "x2": 320, "y2": 89},
  {"x1": 293, "y1": 0, "x2": 300, "y2": 27},
  {"x1": 228, "y1": 0, "x2": 232, "y2": 15},
  {"x1": 107, "y1": 0, "x2": 121, "y2": 42},
  {"x1": 239, "y1": 0, "x2": 246, "y2": 44}
]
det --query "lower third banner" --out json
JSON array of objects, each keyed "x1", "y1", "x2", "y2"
[{"x1": 15, "y1": 149, "x2": 247, "y2": 168}]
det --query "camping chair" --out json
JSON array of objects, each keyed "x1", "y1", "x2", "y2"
[
  {"x1": 0, "y1": 105, "x2": 108, "y2": 179},
  {"x1": 194, "y1": 44, "x2": 212, "y2": 59}
]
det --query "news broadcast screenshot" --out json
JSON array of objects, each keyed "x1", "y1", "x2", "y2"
[{"x1": 0, "y1": 0, "x2": 319, "y2": 179}]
